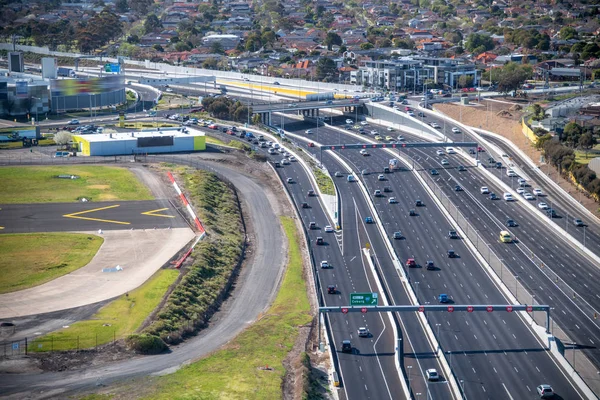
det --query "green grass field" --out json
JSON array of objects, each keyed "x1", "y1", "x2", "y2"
[
  {"x1": 0, "y1": 166, "x2": 154, "y2": 203},
  {"x1": 30, "y1": 268, "x2": 179, "y2": 352},
  {"x1": 0, "y1": 233, "x2": 104, "y2": 294},
  {"x1": 118, "y1": 216, "x2": 312, "y2": 400},
  {"x1": 313, "y1": 167, "x2": 335, "y2": 196}
]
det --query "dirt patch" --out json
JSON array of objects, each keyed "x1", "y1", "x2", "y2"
[{"x1": 435, "y1": 101, "x2": 600, "y2": 217}]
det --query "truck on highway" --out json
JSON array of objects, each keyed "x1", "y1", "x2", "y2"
[{"x1": 57, "y1": 67, "x2": 76, "y2": 77}]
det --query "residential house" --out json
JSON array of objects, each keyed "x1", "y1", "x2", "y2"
[
  {"x1": 202, "y1": 34, "x2": 241, "y2": 50},
  {"x1": 409, "y1": 30, "x2": 434, "y2": 40}
]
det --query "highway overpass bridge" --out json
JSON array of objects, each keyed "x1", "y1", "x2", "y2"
[{"x1": 252, "y1": 99, "x2": 366, "y2": 125}]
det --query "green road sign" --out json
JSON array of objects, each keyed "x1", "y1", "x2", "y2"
[{"x1": 350, "y1": 292, "x2": 378, "y2": 306}]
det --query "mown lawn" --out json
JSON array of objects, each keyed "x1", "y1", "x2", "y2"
[
  {"x1": 30, "y1": 268, "x2": 179, "y2": 352},
  {"x1": 0, "y1": 233, "x2": 104, "y2": 294},
  {"x1": 124, "y1": 216, "x2": 311, "y2": 400},
  {"x1": 0, "y1": 166, "x2": 154, "y2": 203}
]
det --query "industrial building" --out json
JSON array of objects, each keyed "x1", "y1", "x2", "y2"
[{"x1": 72, "y1": 128, "x2": 206, "y2": 156}]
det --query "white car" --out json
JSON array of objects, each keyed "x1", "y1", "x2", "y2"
[
  {"x1": 305, "y1": 129, "x2": 313, "y2": 134},
  {"x1": 430, "y1": 122, "x2": 441, "y2": 129},
  {"x1": 320, "y1": 260, "x2": 330, "y2": 269},
  {"x1": 451, "y1": 127, "x2": 461, "y2": 133},
  {"x1": 436, "y1": 150, "x2": 445, "y2": 156},
  {"x1": 387, "y1": 127, "x2": 394, "y2": 131},
  {"x1": 388, "y1": 197, "x2": 397, "y2": 204},
  {"x1": 370, "y1": 130, "x2": 378, "y2": 135},
  {"x1": 480, "y1": 186, "x2": 489, "y2": 194},
  {"x1": 268, "y1": 148, "x2": 276, "y2": 154},
  {"x1": 446, "y1": 147, "x2": 456, "y2": 154},
  {"x1": 396, "y1": 135, "x2": 405, "y2": 141},
  {"x1": 324, "y1": 225, "x2": 334, "y2": 232},
  {"x1": 441, "y1": 159, "x2": 449, "y2": 166},
  {"x1": 533, "y1": 188, "x2": 543, "y2": 196},
  {"x1": 283, "y1": 152, "x2": 290, "y2": 157},
  {"x1": 426, "y1": 369, "x2": 439, "y2": 381},
  {"x1": 360, "y1": 121, "x2": 368, "y2": 126},
  {"x1": 357, "y1": 327, "x2": 370, "y2": 337},
  {"x1": 334, "y1": 171, "x2": 343, "y2": 177},
  {"x1": 360, "y1": 149, "x2": 369, "y2": 156},
  {"x1": 346, "y1": 119, "x2": 353, "y2": 124},
  {"x1": 281, "y1": 158, "x2": 290, "y2": 165},
  {"x1": 524, "y1": 192, "x2": 535, "y2": 200},
  {"x1": 407, "y1": 111, "x2": 415, "y2": 117},
  {"x1": 516, "y1": 187, "x2": 525, "y2": 194},
  {"x1": 503, "y1": 192, "x2": 513, "y2": 201},
  {"x1": 538, "y1": 202, "x2": 549, "y2": 210},
  {"x1": 378, "y1": 174, "x2": 385, "y2": 181},
  {"x1": 289, "y1": 156, "x2": 296, "y2": 162}
]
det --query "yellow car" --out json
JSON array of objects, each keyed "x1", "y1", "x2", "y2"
[
  {"x1": 385, "y1": 136, "x2": 393, "y2": 141},
  {"x1": 374, "y1": 135, "x2": 383, "y2": 141},
  {"x1": 499, "y1": 230, "x2": 512, "y2": 243}
]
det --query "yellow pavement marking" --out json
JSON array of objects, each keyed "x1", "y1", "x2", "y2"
[
  {"x1": 141, "y1": 208, "x2": 175, "y2": 218},
  {"x1": 63, "y1": 205, "x2": 130, "y2": 225}
]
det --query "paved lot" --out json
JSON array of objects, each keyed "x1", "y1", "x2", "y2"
[
  {"x1": 0, "y1": 200, "x2": 188, "y2": 233},
  {"x1": 0, "y1": 227, "x2": 195, "y2": 318}
]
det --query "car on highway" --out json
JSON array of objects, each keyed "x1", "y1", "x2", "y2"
[
  {"x1": 500, "y1": 231, "x2": 512, "y2": 243},
  {"x1": 448, "y1": 230, "x2": 459, "y2": 239},
  {"x1": 388, "y1": 197, "x2": 397, "y2": 204},
  {"x1": 458, "y1": 165, "x2": 466, "y2": 171},
  {"x1": 53, "y1": 151, "x2": 70, "y2": 158},
  {"x1": 309, "y1": 222, "x2": 316, "y2": 230},
  {"x1": 546, "y1": 208, "x2": 558, "y2": 218},
  {"x1": 365, "y1": 217, "x2": 374, "y2": 224},
  {"x1": 393, "y1": 231, "x2": 402, "y2": 239},
  {"x1": 451, "y1": 127, "x2": 461, "y2": 133},
  {"x1": 430, "y1": 122, "x2": 441, "y2": 129},
  {"x1": 409, "y1": 209, "x2": 417, "y2": 216},
  {"x1": 438, "y1": 293, "x2": 450, "y2": 303},
  {"x1": 446, "y1": 147, "x2": 456, "y2": 154},
  {"x1": 506, "y1": 219, "x2": 518, "y2": 227},
  {"x1": 324, "y1": 225, "x2": 334, "y2": 232},
  {"x1": 387, "y1": 127, "x2": 394, "y2": 131},
  {"x1": 518, "y1": 178, "x2": 527, "y2": 186},
  {"x1": 268, "y1": 148, "x2": 277, "y2": 154},
  {"x1": 374, "y1": 189, "x2": 382, "y2": 197},
  {"x1": 418, "y1": 112, "x2": 426, "y2": 117},
  {"x1": 533, "y1": 188, "x2": 543, "y2": 196},
  {"x1": 308, "y1": 142, "x2": 315, "y2": 147},
  {"x1": 327, "y1": 285, "x2": 337, "y2": 294},
  {"x1": 447, "y1": 250, "x2": 457, "y2": 258},
  {"x1": 385, "y1": 135, "x2": 393, "y2": 141},
  {"x1": 436, "y1": 149, "x2": 445, "y2": 156},
  {"x1": 360, "y1": 121, "x2": 368, "y2": 125},
  {"x1": 281, "y1": 158, "x2": 290, "y2": 165},
  {"x1": 68, "y1": 119, "x2": 80, "y2": 125},
  {"x1": 477, "y1": 146, "x2": 485, "y2": 152},
  {"x1": 503, "y1": 193, "x2": 514, "y2": 201},
  {"x1": 305, "y1": 129, "x2": 313, "y2": 134},
  {"x1": 287, "y1": 103, "x2": 297, "y2": 107},
  {"x1": 374, "y1": 135, "x2": 383, "y2": 141},
  {"x1": 431, "y1": 169, "x2": 439, "y2": 175},
  {"x1": 538, "y1": 202, "x2": 549, "y2": 210},
  {"x1": 574, "y1": 218, "x2": 584, "y2": 227},
  {"x1": 286, "y1": 177, "x2": 293, "y2": 184},
  {"x1": 524, "y1": 192, "x2": 535, "y2": 200},
  {"x1": 316, "y1": 237, "x2": 324, "y2": 245},
  {"x1": 396, "y1": 135, "x2": 405, "y2": 141},
  {"x1": 273, "y1": 81, "x2": 280, "y2": 85},
  {"x1": 415, "y1": 199, "x2": 424, "y2": 207},
  {"x1": 370, "y1": 130, "x2": 378, "y2": 135},
  {"x1": 407, "y1": 111, "x2": 415, "y2": 117},
  {"x1": 536, "y1": 384, "x2": 554, "y2": 398},
  {"x1": 378, "y1": 174, "x2": 385, "y2": 181},
  {"x1": 334, "y1": 171, "x2": 344, "y2": 177},
  {"x1": 454, "y1": 185, "x2": 463, "y2": 191},
  {"x1": 406, "y1": 258, "x2": 417, "y2": 268},
  {"x1": 507, "y1": 169, "x2": 518, "y2": 177},
  {"x1": 360, "y1": 149, "x2": 369, "y2": 156},
  {"x1": 426, "y1": 369, "x2": 440, "y2": 381},
  {"x1": 301, "y1": 202, "x2": 309, "y2": 208},
  {"x1": 357, "y1": 327, "x2": 370, "y2": 338},
  {"x1": 480, "y1": 186, "x2": 489, "y2": 194},
  {"x1": 489, "y1": 193, "x2": 498, "y2": 200},
  {"x1": 341, "y1": 340, "x2": 352, "y2": 353},
  {"x1": 383, "y1": 186, "x2": 392, "y2": 192},
  {"x1": 361, "y1": 169, "x2": 369, "y2": 176},
  {"x1": 307, "y1": 190, "x2": 316, "y2": 197},
  {"x1": 320, "y1": 260, "x2": 331, "y2": 269},
  {"x1": 516, "y1": 187, "x2": 525, "y2": 195},
  {"x1": 346, "y1": 119, "x2": 353, "y2": 124},
  {"x1": 441, "y1": 159, "x2": 449, "y2": 166},
  {"x1": 426, "y1": 260, "x2": 435, "y2": 270}
]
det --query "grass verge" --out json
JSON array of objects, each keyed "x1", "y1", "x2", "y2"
[
  {"x1": 141, "y1": 169, "x2": 244, "y2": 344},
  {"x1": 312, "y1": 167, "x2": 335, "y2": 196},
  {"x1": 132, "y1": 216, "x2": 311, "y2": 399},
  {"x1": 205, "y1": 136, "x2": 227, "y2": 146},
  {"x1": 29, "y1": 269, "x2": 179, "y2": 352},
  {"x1": 0, "y1": 166, "x2": 154, "y2": 203},
  {"x1": 0, "y1": 233, "x2": 104, "y2": 294}
]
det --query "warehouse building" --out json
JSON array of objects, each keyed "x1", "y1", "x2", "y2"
[{"x1": 72, "y1": 128, "x2": 206, "y2": 156}]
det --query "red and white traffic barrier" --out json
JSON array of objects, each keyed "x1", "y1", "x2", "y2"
[{"x1": 168, "y1": 172, "x2": 206, "y2": 237}]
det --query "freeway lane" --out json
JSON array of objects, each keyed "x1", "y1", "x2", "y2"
[
  {"x1": 279, "y1": 118, "x2": 584, "y2": 398},
  {"x1": 257, "y1": 140, "x2": 402, "y2": 399},
  {"x1": 0, "y1": 200, "x2": 187, "y2": 233}
]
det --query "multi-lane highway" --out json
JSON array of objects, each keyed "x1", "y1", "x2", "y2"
[{"x1": 268, "y1": 111, "x2": 586, "y2": 398}]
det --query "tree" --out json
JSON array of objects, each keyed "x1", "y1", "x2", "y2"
[
  {"x1": 360, "y1": 42, "x2": 374, "y2": 50},
  {"x1": 579, "y1": 132, "x2": 596, "y2": 157},
  {"x1": 54, "y1": 131, "x2": 73, "y2": 147},
  {"x1": 531, "y1": 103, "x2": 547, "y2": 121},
  {"x1": 316, "y1": 57, "x2": 337, "y2": 81},
  {"x1": 202, "y1": 58, "x2": 218, "y2": 69},
  {"x1": 144, "y1": 14, "x2": 162, "y2": 34},
  {"x1": 129, "y1": 0, "x2": 153, "y2": 15},
  {"x1": 458, "y1": 75, "x2": 474, "y2": 88},
  {"x1": 324, "y1": 31, "x2": 342, "y2": 51},
  {"x1": 210, "y1": 42, "x2": 224, "y2": 54},
  {"x1": 495, "y1": 62, "x2": 532, "y2": 93},
  {"x1": 559, "y1": 26, "x2": 578, "y2": 40},
  {"x1": 563, "y1": 122, "x2": 583, "y2": 147},
  {"x1": 464, "y1": 33, "x2": 494, "y2": 53}
]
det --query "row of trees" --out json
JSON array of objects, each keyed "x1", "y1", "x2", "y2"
[
  {"x1": 543, "y1": 140, "x2": 600, "y2": 199},
  {"x1": 201, "y1": 96, "x2": 249, "y2": 122},
  {"x1": 562, "y1": 122, "x2": 597, "y2": 151}
]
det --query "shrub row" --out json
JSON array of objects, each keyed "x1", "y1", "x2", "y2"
[{"x1": 142, "y1": 170, "x2": 244, "y2": 344}]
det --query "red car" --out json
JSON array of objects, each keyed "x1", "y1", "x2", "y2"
[
  {"x1": 477, "y1": 146, "x2": 485, "y2": 152},
  {"x1": 208, "y1": 124, "x2": 218, "y2": 130},
  {"x1": 406, "y1": 258, "x2": 416, "y2": 268},
  {"x1": 469, "y1": 87, "x2": 476, "y2": 92},
  {"x1": 308, "y1": 142, "x2": 315, "y2": 147}
]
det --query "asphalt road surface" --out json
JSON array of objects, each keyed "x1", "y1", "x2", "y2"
[{"x1": 0, "y1": 200, "x2": 188, "y2": 233}]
